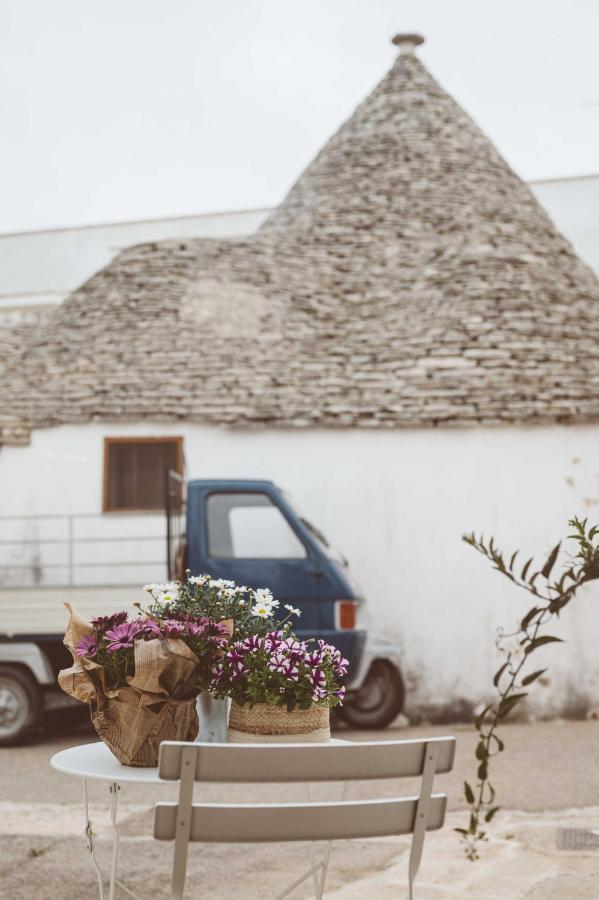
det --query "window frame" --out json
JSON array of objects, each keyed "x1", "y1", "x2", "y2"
[{"x1": 102, "y1": 435, "x2": 184, "y2": 513}]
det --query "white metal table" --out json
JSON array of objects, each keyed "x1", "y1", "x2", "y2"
[
  {"x1": 51, "y1": 741, "x2": 164, "y2": 900},
  {"x1": 51, "y1": 739, "x2": 347, "y2": 900}
]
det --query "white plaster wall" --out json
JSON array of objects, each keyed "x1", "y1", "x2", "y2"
[{"x1": 2, "y1": 420, "x2": 599, "y2": 716}]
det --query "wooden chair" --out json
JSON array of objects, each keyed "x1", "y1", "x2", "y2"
[{"x1": 155, "y1": 736, "x2": 456, "y2": 900}]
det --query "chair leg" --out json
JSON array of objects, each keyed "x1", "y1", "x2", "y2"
[
  {"x1": 170, "y1": 745, "x2": 197, "y2": 900},
  {"x1": 315, "y1": 844, "x2": 331, "y2": 899},
  {"x1": 406, "y1": 742, "x2": 439, "y2": 900}
]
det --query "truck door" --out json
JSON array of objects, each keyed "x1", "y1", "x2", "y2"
[{"x1": 191, "y1": 488, "x2": 322, "y2": 633}]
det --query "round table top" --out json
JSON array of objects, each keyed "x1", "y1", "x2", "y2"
[
  {"x1": 50, "y1": 738, "x2": 350, "y2": 784},
  {"x1": 50, "y1": 741, "x2": 163, "y2": 784}
]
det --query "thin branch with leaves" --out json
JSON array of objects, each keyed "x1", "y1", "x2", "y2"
[{"x1": 458, "y1": 516, "x2": 599, "y2": 860}]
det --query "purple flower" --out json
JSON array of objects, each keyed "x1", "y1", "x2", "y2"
[
  {"x1": 335, "y1": 686, "x2": 346, "y2": 702},
  {"x1": 267, "y1": 653, "x2": 298, "y2": 681},
  {"x1": 104, "y1": 621, "x2": 143, "y2": 652},
  {"x1": 305, "y1": 652, "x2": 324, "y2": 668},
  {"x1": 309, "y1": 668, "x2": 327, "y2": 690},
  {"x1": 211, "y1": 663, "x2": 224, "y2": 687},
  {"x1": 229, "y1": 660, "x2": 249, "y2": 679},
  {"x1": 160, "y1": 620, "x2": 186, "y2": 637},
  {"x1": 75, "y1": 633, "x2": 99, "y2": 658},
  {"x1": 138, "y1": 620, "x2": 162, "y2": 639},
  {"x1": 226, "y1": 648, "x2": 245, "y2": 664},
  {"x1": 268, "y1": 652, "x2": 287, "y2": 674},
  {"x1": 263, "y1": 631, "x2": 284, "y2": 651},
  {"x1": 283, "y1": 638, "x2": 303, "y2": 653},
  {"x1": 312, "y1": 685, "x2": 328, "y2": 702},
  {"x1": 90, "y1": 611, "x2": 128, "y2": 631},
  {"x1": 242, "y1": 635, "x2": 265, "y2": 652}
]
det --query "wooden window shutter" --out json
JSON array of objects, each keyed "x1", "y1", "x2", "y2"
[{"x1": 103, "y1": 437, "x2": 184, "y2": 512}]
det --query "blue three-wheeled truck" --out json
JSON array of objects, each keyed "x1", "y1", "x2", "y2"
[
  {"x1": 0, "y1": 476, "x2": 405, "y2": 743},
  {"x1": 168, "y1": 477, "x2": 405, "y2": 730}
]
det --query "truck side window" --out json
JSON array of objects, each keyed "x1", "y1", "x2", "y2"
[{"x1": 206, "y1": 493, "x2": 307, "y2": 559}]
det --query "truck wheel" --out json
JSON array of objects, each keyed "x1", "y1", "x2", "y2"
[
  {"x1": 340, "y1": 660, "x2": 405, "y2": 730},
  {"x1": 0, "y1": 666, "x2": 42, "y2": 746}
]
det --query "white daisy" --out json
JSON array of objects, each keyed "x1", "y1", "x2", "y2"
[
  {"x1": 284, "y1": 604, "x2": 301, "y2": 617},
  {"x1": 251, "y1": 603, "x2": 272, "y2": 618}
]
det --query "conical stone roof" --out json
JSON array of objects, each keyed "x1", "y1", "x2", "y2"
[{"x1": 3, "y1": 36, "x2": 599, "y2": 446}]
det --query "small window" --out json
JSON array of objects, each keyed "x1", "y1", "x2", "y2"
[
  {"x1": 103, "y1": 437, "x2": 183, "y2": 512},
  {"x1": 206, "y1": 492, "x2": 307, "y2": 559}
]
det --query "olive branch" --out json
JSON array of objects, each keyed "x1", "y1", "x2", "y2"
[{"x1": 458, "y1": 516, "x2": 599, "y2": 860}]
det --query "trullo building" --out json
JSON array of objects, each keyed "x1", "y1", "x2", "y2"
[{"x1": 2, "y1": 34, "x2": 599, "y2": 719}]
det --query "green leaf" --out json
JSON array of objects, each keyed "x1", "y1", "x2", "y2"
[
  {"x1": 509, "y1": 550, "x2": 519, "y2": 571},
  {"x1": 541, "y1": 542, "x2": 561, "y2": 579},
  {"x1": 464, "y1": 781, "x2": 475, "y2": 804},
  {"x1": 522, "y1": 668, "x2": 547, "y2": 686},
  {"x1": 475, "y1": 740, "x2": 487, "y2": 761},
  {"x1": 485, "y1": 807, "x2": 500, "y2": 823},
  {"x1": 454, "y1": 827, "x2": 470, "y2": 836},
  {"x1": 520, "y1": 607, "x2": 540, "y2": 630},
  {"x1": 477, "y1": 760, "x2": 488, "y2": 780},
  {"x1": 521, "y1": 557, "x2": 534, "y2": 580},
  {"x1": 525, "y1": 635, "x2": 563, "y2": 655},
  {"x1": 474, "y1": 703, "x2": 494, "y2": 730},
  {"x1": 493, "y1": 662, "x2": 508, "y2": 687},
  {"x1": 498, "y1": 692, "x2": 527, "y2": 719},
  {"x1": 469, "y1": 813, "x2": 478, "y2": 835},
  {"x1": 488, "y1": 734, "x2": 504, "y2": 753}
]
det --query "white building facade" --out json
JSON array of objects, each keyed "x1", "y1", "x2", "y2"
[{"x1": 3, "y1": 36, "x2": 599, "y2": 720}]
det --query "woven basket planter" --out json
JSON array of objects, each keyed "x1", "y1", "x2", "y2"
[{"x1": 227, "y1": 701, "x2": 330, "y2": 743}]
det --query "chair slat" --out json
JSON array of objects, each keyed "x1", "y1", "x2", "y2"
[
  {"x1": 158, "y1": 738, "x2": 455, "y2": 783},
  {"x1": 154, "y1": 795, "x2": 448, "y2": 843}
]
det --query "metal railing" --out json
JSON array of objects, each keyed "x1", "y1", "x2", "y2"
[{"x1": 0, "y1": 513, "x2": 167, "y2": 588}]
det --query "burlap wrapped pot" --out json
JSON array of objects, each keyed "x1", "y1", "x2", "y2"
[
  {"x1": 58, "y1": 604, "x2": 203, "y2": 766},
  {"x1": 227, "y1": 701, "x2": 330, "y2": 743}
]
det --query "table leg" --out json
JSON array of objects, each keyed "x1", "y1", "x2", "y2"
[
  {"x1": 108, "y1": 783, "x2": 120, "y2": 900},
  {"x1": 82, "y1": 778, "x2": 106, "y2": 900}
]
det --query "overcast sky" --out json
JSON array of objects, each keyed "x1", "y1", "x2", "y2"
[{"x1": 1, "y1": 0, "x2": 598, "y2": 234}]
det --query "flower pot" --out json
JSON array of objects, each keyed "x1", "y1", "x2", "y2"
[
  {"x1": 195, "y1": 694, "x2": 230, "y2": 743},
  {"x1": 91, "y1": 694, "x2": 198, "y2": 767},
  {"x1": 227, "y1": 701, "x2": 330, "y2": 743}
]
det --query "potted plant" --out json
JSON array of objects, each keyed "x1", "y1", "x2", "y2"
[
  {"x1": 213, "y1": 631, "x2": 348, "y2": 743},
  {"x1": 58, "y1": 604, "x2": 231, "y2": 766},
  {"x1": 140, "y1": 575, "x2": 301, "y2": 741}
]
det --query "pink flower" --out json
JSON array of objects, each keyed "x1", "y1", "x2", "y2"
[
  {"x1": 104, "y1": 621, "x2": 144, "y2": 652},
  {"x1": 138, "y1": 620, "x2": 162, "y2": 639},
  {"x1": 160, "y1": 620, "x2": 186, "y2": 637},
  {"x1": 90, "y1": 611, "x2": 128, "y2": 631},
  {"x1": 75, "y1": 634, "x2": 99, "y2": 658}
]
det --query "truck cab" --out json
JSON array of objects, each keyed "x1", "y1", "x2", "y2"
[{"x1": 182, "y1": 479, "x2": 366, "y2": 673}]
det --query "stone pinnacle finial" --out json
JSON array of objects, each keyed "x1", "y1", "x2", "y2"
[{"x1": 392, "y1": 33, "x2": 425, "y2": 54}]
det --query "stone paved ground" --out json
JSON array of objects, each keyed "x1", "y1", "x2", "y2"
[{"x1": 1, "y1": 714, "x2": 598, "y2": 898}]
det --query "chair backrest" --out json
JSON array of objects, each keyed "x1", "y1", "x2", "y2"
[
  {"x1": 157, "y1": 737, "x2": 455, "y2": 783},
  {"x1": 154, "y1": 737, "x2": 455, "y2": 899}
]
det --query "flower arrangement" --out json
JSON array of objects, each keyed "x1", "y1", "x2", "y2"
[
  {"x1": 74, "y1": 609, "x2": 230, "y2": 691},
  {"x1": 139, "y1": 574, "x2": 349, "y2": 742},
  {"x1": 58, "y1": 602, "x2": 233, "y2": 766},
  {"x1": 211, "y1": 632, "x2": 348, "y2": 712},
  {"x1": 140, "y1": 574, "x2": 301, "y2": 641}
]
